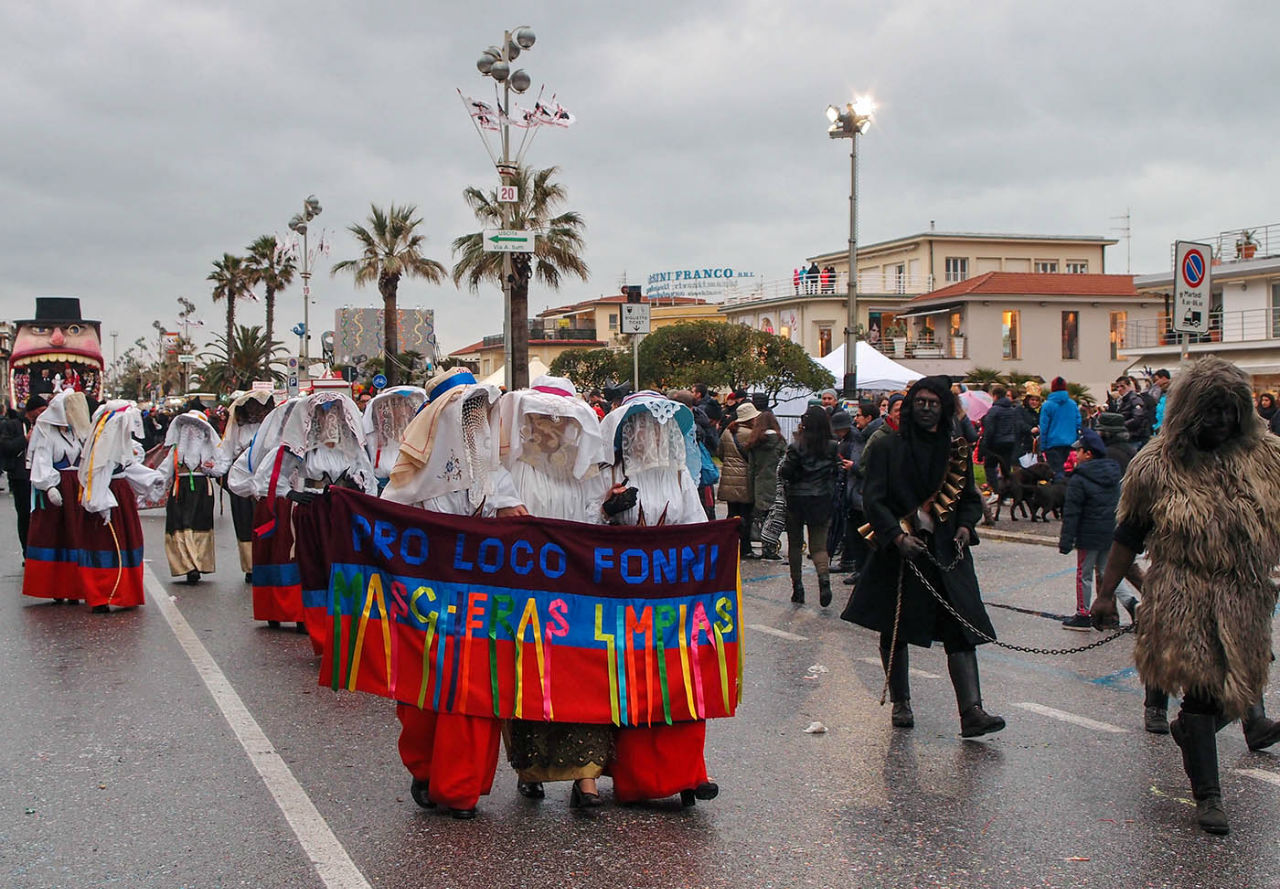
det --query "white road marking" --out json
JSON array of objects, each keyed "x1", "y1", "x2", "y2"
[
  {"x1": 747, "y1": 623, "x2": 808, "y2": 641},
  {"x1": 1237, "y1": 768, "x2": 1280, "y2": 788},
  {"x1": 856, "y1": 656, "x2": 941, "y2": 679},
  {"x1": 143, "y1": 566, "x2": 372, "y2": 889},
  {"x1": 1013, "y1": 701, "x2": 1128, "y2": 734}
]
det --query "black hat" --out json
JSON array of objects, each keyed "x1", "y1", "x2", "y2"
[
  {"x1": 16, "y1": 297, "x2": 100, "y2": 328},
  {"x1": 830, "y1": 410, "x2": 853, "y2": 431},
  {"x1": 24, "y1": 394, "x2": 48, "y2": 412}
]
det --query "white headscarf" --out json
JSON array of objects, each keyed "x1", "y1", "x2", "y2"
[
  {"x1": 496, "y1": 375, "x2": 605, "y2": 481},
  {"x1": 164, "y1": 411, "x2": 222, "y2": 474},
  {"x1": 26, "y1": 389, "x2": 89, "y2": 491},
  {"x1": 363, "y1": 386, "x2": 427, "y2": 476},
  {"x1": 383, "y1": 382, "x2": 501, "y2": 507}
]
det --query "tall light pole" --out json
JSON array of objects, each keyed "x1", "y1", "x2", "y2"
[
  {"x1": 827, "y1": 96, "x2": 874, "y2": 399},
  {"x1": 475, "y1": 26, "x2": 536, "y2": 390},
  {"x1": 288, "y1": 194, "x2": 323, "y2": 368}
]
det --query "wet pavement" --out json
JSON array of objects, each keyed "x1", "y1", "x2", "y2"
[{"x1": 1, "y1": 493, "x2": 1278, "y2": 888}]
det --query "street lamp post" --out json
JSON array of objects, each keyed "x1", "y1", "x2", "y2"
[
  {"x1": 475, "y1": 26, "x2": 536, "y2": 391},
  {"x1": 288, "y1": 195, "x2": 323, "y2": 369},
  {"x1": 827, "y1": 97, "x2": 874, "y2": 399}
]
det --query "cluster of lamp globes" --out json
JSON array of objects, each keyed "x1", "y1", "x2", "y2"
[
  {"x1": 288, "y1": 195, "x2": 323, "y2": 236},
  {"x1": 826, "y1": 96, "x2": 876, "y2": 138},
  {"x1": 476, "y1": 27, "x2": 537, "y2": 94}
]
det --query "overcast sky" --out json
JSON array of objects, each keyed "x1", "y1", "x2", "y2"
[{"x1": 3, "y1": 0, "x2": 1277, "y2": 363}]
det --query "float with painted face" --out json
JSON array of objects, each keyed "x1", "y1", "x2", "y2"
[{"x1": 9, "y1": 297, "x2": 104, "y2": 408}]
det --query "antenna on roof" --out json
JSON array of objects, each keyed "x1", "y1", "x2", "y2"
[{"x1": 1110, "y1": 208, "x2": 1131, "y2": 273}]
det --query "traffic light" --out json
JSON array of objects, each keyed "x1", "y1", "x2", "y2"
[{"x1": 623, "y1": 285, "x2": 642, "y2": 304}]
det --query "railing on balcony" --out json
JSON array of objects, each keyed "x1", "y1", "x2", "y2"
[
  {"x1": 1170, "y1": 222, "x2": 1280, "y2": 264},
  {"x1": 1118, "y1": 307, "x2": 1280, "y2": 351},
  {"x1": 721, "y1": 272, "x2": 935, "y2": 305},
  {"x1": 868, "y1": 336, "x2": 969, "y2": 360},
  {"x1": 481, "y1": 326, "x2": 599, "y2": 348}
]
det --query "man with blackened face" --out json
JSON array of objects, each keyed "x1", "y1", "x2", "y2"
[{"x1": 842, "y1": 376, "x2": 1006, "y2": 739}]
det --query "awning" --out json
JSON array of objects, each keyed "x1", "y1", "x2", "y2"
[{"x1": 897, "y1": 304, "x2": 961, "y2": 319}]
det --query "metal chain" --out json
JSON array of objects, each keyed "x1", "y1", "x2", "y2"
[{"x1": 908, "y1": 548, "x2": 1135, "y2": 656}]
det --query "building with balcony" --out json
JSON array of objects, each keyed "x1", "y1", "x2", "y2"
[
  {"x1": 1121, "y1": 224, "x2": 1280, "y2": 392},
  {"x1": 719, "y1": 230, "x2": 1116, "y2": 358},
  {"x1": 891, "y1": 272, "x2": 1158, "y2": 397},
  {"x1": 448, "y1": 293, "x2": 722, "y2": 380}
]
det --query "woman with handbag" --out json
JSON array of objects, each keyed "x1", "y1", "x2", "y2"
[
  {"x1": 777, "y1": 406, "x2": 840, "y2": 606},
  {"x1": 717, "y1": 403, "x2": 758, "y2": 559},
  {"x1": 746, "y1": 410, "x2": 786, "y2": 560}
]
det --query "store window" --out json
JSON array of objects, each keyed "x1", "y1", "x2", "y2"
[
  {"x1": 1002, "y1": 310, "x2": 1021, "y2": 359},
  {"x1": 1062, "y1": 310, "x2": 1079, "y2": 359}
]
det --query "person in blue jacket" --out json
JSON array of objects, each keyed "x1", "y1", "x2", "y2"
[{"x1": 1039, "y1": 377, "x2": 1080, "y2": 482}]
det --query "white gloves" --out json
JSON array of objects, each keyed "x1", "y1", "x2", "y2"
[{"x1": 45, "y1": 486, "x2": 63, "y2": 507}]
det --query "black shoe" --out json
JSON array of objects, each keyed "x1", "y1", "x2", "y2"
[
  {"x1": 818, "y1": 579, "x2": 833, "y2": 608},
  {"x1": 960, "y1": 705, "x2": 1007, "y2": 738},
  {"x1": 892, "y1": 701, "x2": 915, "y2": 728},
  {"x1": 833, "y1": 562, "x2": 858, "y2": 574},
  {"x1": 570, "y1": 780, "x2": 602, "y2": 808},
  {"x1": 267, "y1": 620, "x2": 281, "y2": 628},
  {"x1": 244, "y1": 572, "x2": 253, "y2": 583},
  {"x1": 91, "y1": 604, "x2": 110, "y2": 614},
  {"x1": 740, "y1": 550, "x2": 760, "y2": 560},
  {"x1": 693, "y1": 781, "x2": 719, "y2": 800},
  {"x1": 1172, "y1": 713, "x2": 1230, "y2": 834},
  {"x1": 1061, "y1": 613, "x2": 1092, "y2": 631},
  {"x1": 295, "y1": 622, "x2": 307, "y2": 633},
  {"x1": 1145, "y1": 707, "x2": 1170, "y2": 734},
  {"x1": 842, "y1": 572, "x2": 859, "y2": 585},
  {"x1": 948, "y1": 650, "x2": 1006, "y2": 738},
  {"x1": 1242, "y1": 703, "x2": 1280, "y2": 752},
  {"x1": 52, "y1": 598, "x2": 65, "y2": 604},
  {"x1": 790, "y1": 582, "x2": 805, "y2": 604},
  {"x1": 679, "y1": 789, "x2": 696, "y2": 808},
  {"x1": 759, "y1": 548, "x2": 783, "y2": 561},
  {"x1": 450, "y1": 807, "x2": 478, "y2": 820},
  {"x1": 517, "y1": 780, "x2": 545, "y2": 799},
  {"x1": 409, "y1": 779, "x2": 435, "y2": 809},
  {"x1": 185, "y1": 570, "x2": 201, "y2": 584}
]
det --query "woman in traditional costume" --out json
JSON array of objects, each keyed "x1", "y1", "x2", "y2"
[
  {"x1": 160, "y1": 410, "x2": 224, "y2": 584},
  {"x1": 22, "y1": 389, "x2": 92, "y2": 603},
  {"x1": 598, "y1": 391, "x2": 720, "y2": 808},
  {"x1": 77, "y1": 401, "x2": 165, "y2": 613},
  {"x1": 362, "y1": 386, "x2": 426, "y2": 490},
  {"x1": 215, "y1": 390, "x2": 275, "y2": 582},
  {"x1": 495, "y1": 376, "x2": 614, "y2": 807}
]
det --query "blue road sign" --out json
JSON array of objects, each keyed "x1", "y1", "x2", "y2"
[{"x1": 372, "y1": 373, "x2": 388, "y2": 390}]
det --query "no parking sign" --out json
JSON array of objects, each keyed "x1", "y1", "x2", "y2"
[{"x1": 1173, "y1": 240, "x2": 1211, "y2": 334}]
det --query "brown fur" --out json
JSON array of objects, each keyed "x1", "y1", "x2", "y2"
[{"x1": 1121, "y1": 357, "x2": 1280, "y2": 718}]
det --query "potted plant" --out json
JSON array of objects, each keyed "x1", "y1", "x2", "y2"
[
  {"x1": 888, "y1": 320, "x2": 908, "y2": 357},
  {"x1": 1237, "y1": 229, "x2": 1259, "y2": 260}
]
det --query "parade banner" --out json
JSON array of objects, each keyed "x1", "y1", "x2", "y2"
[{"x1": 296, "y1": 489, "x2": 743, "y2": 726}]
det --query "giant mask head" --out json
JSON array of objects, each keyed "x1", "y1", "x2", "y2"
[{"x1": 10, "y1": 297, "x2": 104, "y2": 408}]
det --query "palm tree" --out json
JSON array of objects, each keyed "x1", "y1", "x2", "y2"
[
  {"x1": 452, "y1": 165, "x2": 589, "y2": 390},
  {"x1": 208, "y1": 253, "x2": 255, "y2": 351},
  {"x1": 195, "y1": 324, "x2": 285, "y2": 394},
  {"x1": 244, "y1": 235, "x2": 296, "y2": 347},
  {"x1": 331, "y1": 204, "x2": 447, "y2": 386}
]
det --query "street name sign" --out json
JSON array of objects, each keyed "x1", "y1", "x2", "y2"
[
  {"x1": 621, "y1": 303, "x2": 651, "y2": 334},
  {"x1": 1173, "y1": 240, "x2": 1211, "y2": 335},
  {"x1": 177, "y1": 353, "x2": 196, "y2": 364},
  {"x1": 482, "y1": 229, "x2": 535, "y2": 252}
]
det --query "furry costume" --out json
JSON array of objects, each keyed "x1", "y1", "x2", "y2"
[{"x1": 1121, "y1": 357, "x2": 1280, "y2": 719}]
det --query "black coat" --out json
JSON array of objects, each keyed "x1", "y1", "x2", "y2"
[
  {"x1": 841, "y1": 428, "x2": 997, "y2": 648},
  {"x1": 0, "y1": 411, "x2": 30, "y2": 480},
  {"x1": 981, "y1": 398, "x2": 1025, "y2": 450},
  {"x1": 1058, "y1": 457, "x2": 1122, "y2": 552}
]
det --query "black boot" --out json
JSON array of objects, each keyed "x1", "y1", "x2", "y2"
[
  {"x1": 818, "y1": 574, "x2": 833, "y2": 608},
  {"x1": 947, "y1": 650, "x2": 1006, "y2": 738},
  {"x1": 790, "y1": 565, "x2": 805, "y2": 603},
  {"x1": 1144, "y1": 686, "x2": 1170, "y2": 734},
  {"x1": 879, "y1": 637, "x2": 913, "y2": 728},
  {"x1": 1242, "y1": 701, "x2": 1280, "y2": 752},
  {"x1": 1171, "y1": 713, "x2": 1230, "y2": 834}
]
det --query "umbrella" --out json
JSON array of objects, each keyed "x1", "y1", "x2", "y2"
[{"x1": 959, "y1": 389, "x2": 994, "y2": 421}]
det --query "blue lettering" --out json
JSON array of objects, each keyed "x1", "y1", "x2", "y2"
[
  {"x1": 511, "y1": 540, "x2": 533, "y2": 575},
  {"x1": 541, "y1": 543, "x2": 566, "y2": 578},
  {"x1": 400, "y1": 528, "x2": 428, "y2": 565},
  {"x1": 453, "y1": 533, "x2": 474, "y2": 570},
  {"x1": 477, "y1": 538, "x2": 504, "y2": 573},
  {"x1": 373, "y1": 520, "x2": 397, "y2": 560},
  {"x1": 352, "y1": 513, "x2": 373, "y2": 552},
  {"x1": 680, "y1": 545, "x2": 707, "y2": 582},
  {"x1": 653, "y1": 548, "x2": 677, "y2": 583},
  {"x1": 621, "y1": 548, "x2": 649, "y2": 584},
  {"x1": 593, "y1": 546, "x2": 614, "y2": 583}
]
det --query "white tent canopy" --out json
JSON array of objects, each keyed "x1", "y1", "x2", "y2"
[
  {"x1": 771, "y1": 342, "x2": 923, "y2": 428},
  {"x1": 479, "y1": 357, "x2": 551, "y2": 388}
]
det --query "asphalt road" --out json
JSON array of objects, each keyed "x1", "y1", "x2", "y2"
[{"x1": 2, "y1": 492, "x2": 1278, "y2": 889}]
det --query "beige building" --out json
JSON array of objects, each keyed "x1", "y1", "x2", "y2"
[
  {"x1": 721, "y1": 230, "x2": 1116, "y2": 359},
  {"x1": 1122, "y1": 223, "x2": 1280, "y2": 393},
  {"x1": 449, "y1": 294, "x2": 722, "y2": 379},
  {"x1": 892, "y1": 272, "x2": 1160, "y2": 397}
]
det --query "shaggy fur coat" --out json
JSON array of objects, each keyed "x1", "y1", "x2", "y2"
[{"x1": 1120, "y1": 357, "x2": 1280, "y2": 718}]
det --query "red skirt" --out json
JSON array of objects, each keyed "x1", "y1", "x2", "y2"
[
  {"x1": 80, "y1": 478, "x2": 146, "y2": 609},
  {"x1": 609, "y1": 722, "x2": 709, "y2": 803},
  {"x1": 22, "y1": 470, "x2": 86, "y2": 601},
  {"x1": 251, "y1": 497, "x2": 303, "y2": 623}
]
